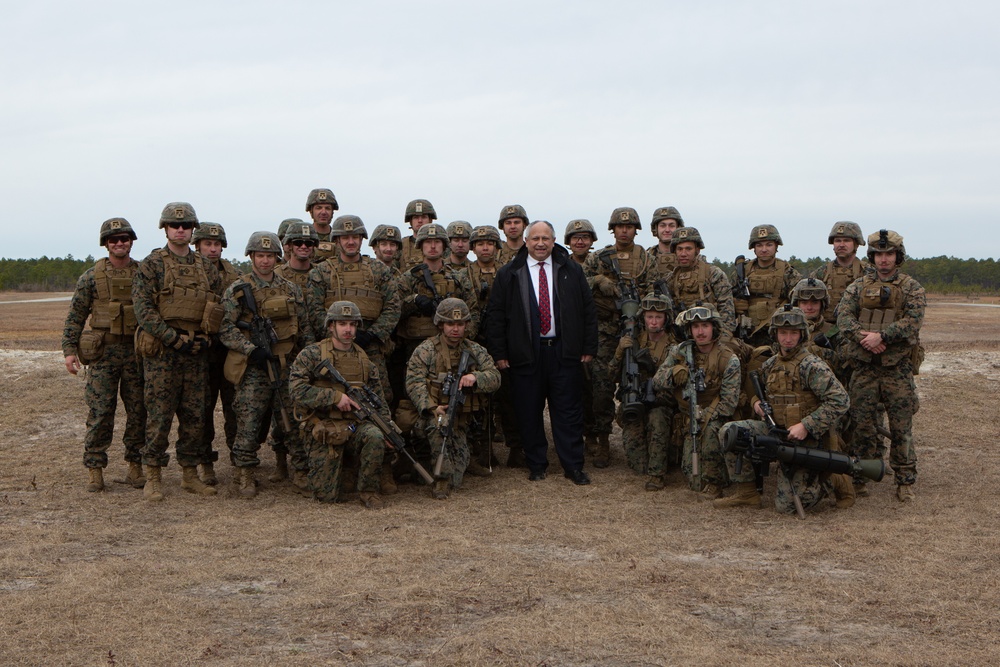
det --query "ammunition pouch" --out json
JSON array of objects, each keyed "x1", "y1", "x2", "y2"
[
  {"x1": 201, "y1": 300, "x2": 225, "y2": 335},
  {"x1": 394, "y1": 399, "x2": 419, "y2": 434},
  {"x1": 911, "y1": 343, "x2": 925, "y2": 375},
  {"x1": 310, "y1": 418, "x2": 353, "y2": 447},
  {"x1": 77, "y1": 330, "x2": 106, "y2": 365},
  {"x1": 223, "y1": 349, "x2": 249, "y2": 385},
  {"x1": 134, "y1": 329, "x2": 164, "y2": 358}
]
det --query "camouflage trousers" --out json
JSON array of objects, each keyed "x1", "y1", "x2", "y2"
[
  {"x1": 304, "y1": 421, "x2": 385, "y2": 503},
  {"x1": 618, "y1": 405, "x2": 672, "y2": 476},
  {"x1": 681, "y1": 416, "x2": 729, "y2": 490},
  {"x1": 141, "y1": 348, "x2": 209, "y2": 468},
  {"x1": 200, "y1": 356, "x2": 236, "y2": 465},
  {"x1": 83, "y1": 341, "x2": 146, "y2": 468},
  {"x1": 232, "y1": 364, "x2": 305, "y2": 470},
  {"x1": 720, "y1": 420, "x2": 829, "y2": 514},
  {"x1": 363, "y1": 339, "x2": 393, "y2": 406},
  {"x1": 417, "y1": 415, "x2": 470, "y2": 489},
  {"x1": 590, "y1": 331, "x2": 620, "y2": 437},
  {"x1": 848, "y1": 361, "x2": 919, "y2": 485}
]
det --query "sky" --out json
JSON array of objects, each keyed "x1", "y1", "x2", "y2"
[{"x1": 2, "y1": 1, "x2": 998, "y2": 262}]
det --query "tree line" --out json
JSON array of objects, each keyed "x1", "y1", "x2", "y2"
[{"x1": 1, "y1": 254, "x2": 997, "y2": 295}]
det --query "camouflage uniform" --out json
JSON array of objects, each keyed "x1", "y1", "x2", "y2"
[
  {"x1": 305, "y1": 188, "x2": 340, "y2": 262},
  {"x1": 288, "y1": 338, "x2": 387, "y2": 503},
  {"x1": 661, "y1": 227, "x2": 736, "y2": 333},
  {"x1": 838, "y1": 232, "x2": 925, "y2": 490},
  {"x1": 731, "y1": 259, "x2": 801, "y2": 345},
  {"x1": 563, "y1": 219, "x2": 597, "y2": 441},
  {"x1": 405, "y1": 333, "x2": 500, "y2": 490},
  {"x1": 397, "y1": 261, "x2": 480, "y2": 342},
  {"x1": 497, "y1": 204, "x2": 528, "y2": 266},
  {"x1": 201, "y1": 254, "x2": 241, "y2": 467},
  {"x1": 811, "y1": 221, "x2": 870, "y2": 323},
  {"x1": 63, "y1": 256, "x2": 146, "y2": 470}
]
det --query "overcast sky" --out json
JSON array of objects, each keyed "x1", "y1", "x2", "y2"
[{"x1": 2, "y1": 1, "x2": 997, "y2": 263}]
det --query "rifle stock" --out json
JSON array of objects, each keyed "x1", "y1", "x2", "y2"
[{"x1": 434, "y1": 349, "x2": 471, "y2": 478}]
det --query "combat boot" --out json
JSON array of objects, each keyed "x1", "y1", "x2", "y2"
[
  {"x1": 269, "y1": 451, "x2": 289, "y2": 483},
  {"x1": 854, "y1": 480, "x2": 869, "y2": 497},
  {"x1": 113, "y1": 461, "x2": 146, "y2": 488},
  {"x1": 466, "y1": 460, "x2": 493, "y2": 477},
  {"x1": 86, "y1": 467, "x2": 105, "y2": 492},
  {"x1": 712, "y1": 482, "x2": 760, "y2": 508},
  {"x1": 585, "y1": 435, "x2": 599, "y2": 459},
  {"x1": 200, "y1": 462, "x2": 218, "y2": 486},
  {"x1": 181, "y1": 466, "x2": 218, "y2": 496},
  {"x1": 592, "y1": 434, "x2": 610, "y2": 469},
  {"x1": 506, "y1": 447, "x2": 527, "y2": 469},
  {"x1": 236, "y1": 467, "x2": 257, "y2": 498},
  {"x1": 359, "y1": 491, "x2": 386, "y2": 510},
  {"x1": 143, "y1": 465, "x2": 164, "y2": 502},
  {"x1": 380, "y1": 462, "x2": 398, "y2": 495},
  {"x1": 431, "y1": 479, "x2": 451, "y2": 500},
  {"x1": 896, "y1": 484, "x2": 914, "y2": 503},
  {"x1": 644, "y1": 475, "x2": 665, "y2": 492},
  {"x1": 290, "y1": 469, "x2": 311, "y2": 497},
  {"x1": 698, "y1": 483, "x2": 723, "y2": 501},
  {"x1": 830, "y1": 473, "x2": 856, "y2": 509}
]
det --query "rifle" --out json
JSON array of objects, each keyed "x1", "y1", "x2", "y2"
[
  {"x1": 237, "y1": 283, "x2": 291, "y2": 432},
  {"x1": 748, "y1": 370, "x2": 807, "y2": 517},
  {"x1": 317, "y1": 359, "x2": 435, "y2": 485},
  {"x1": 733, "y1": 255, "x2": 752, "y2": 341},
  {"x1": 680, "y1": 340, "x2": 706, "y2": 479},
  {"x1": 602, "y1": 253, "x2": 645, "y2": 425},
  {"x1": 420, "y1": 264, "x2": 444, "y2": 310},
  {"x1": 434, "y1": 349, "x2": 472, "y2": 478}
]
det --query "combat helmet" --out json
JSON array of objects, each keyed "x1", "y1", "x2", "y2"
[
  {"x1": 563, "y1": 219, "x2": 598, "y2": 245},
  {"x1": 405, "y1": 199, "x2": 437, "y2": 222},
  {"x1": 498, "y1": 204, "x2": 528, "y2": 229},
  {"x1": 828, "y1": 221, "x2": 865, "y2": 246},
  {"x1": 748, "y1": 224, "x2": 782, "y2": 249},
  {"x1": 278, "y1": 217, "x2": 305, "y2": 240},
  {"x1": 325, "y1": 300, "x2": 363, "y2": 328},
  {"x1": 244, "y1": 231, "x2": 283, "y2": 258},
  {"x1": 651, "y1": 206, "x2": 684, "y2": 235},
  {"x1": 790, "y1": 277, "x2": 830, "y2": 311},
  {"x1": 608, "y1": 207, "x2": 642, "y2": 231},
  {"x1": 415, "y1": 223, "x2": 447, "y2": 248},
  {"x1": 470, "y1": 225, "x2": 502, "y2": 247},
  {"x1": 331, "y1": 215, "x2": 368, "y2": 239},
  {"x1": 640, "y1": 291, "x2": 673, "y2": 314},
  {"x1": 446, "y1": 221, "x2": 472, "y2": 239},
  {"x1": 159, "y1": 202, "x2": 199, "y2": 229},
  {"x1": 192, "y1": 222, "x2": 228, "y2": 248},
  {"x1": 675, "y1": 302, "x2": 724, "y2": 339},
  {"x1": 283, "y1": 221, "x2": 318, "y2": 245},
  {"x1": 768, "y1": 304, "x2": 810, "y2": 340},
  {"x1": 866, "y1": 229, "x2": 906, "y2": 265},
  {"x1": 305, "y1": 188, "x2": 339, "y2": 212},
  {"x1": 99, "y1": 217, "x2": 137, "y2": 246},
  {"x1": 669, "y1": 226, "x2": 705, "y2": 251},
  {"x1": 369, "y1": 224, "x2": 403, "y2": 247},
  {"x1": 433, "y1": 297, "x2": 471, "y2": 325}
]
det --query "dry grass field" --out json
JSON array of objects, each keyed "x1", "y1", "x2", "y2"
[{"x1": 1, "y1": 292, "x2": 998, "y2": 666}]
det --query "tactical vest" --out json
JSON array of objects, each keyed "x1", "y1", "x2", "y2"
[
  {"x1": 322, "y1": 258, "x2": 384, "y2": 321},
  {"x1": 595, "y1": 245, "x2": 648, "y2": 319},
  {"x1": 857, "y1": 274, "x2": 905, "y2": 332},
  {"x1": 745, "y1": 259, "x2": 790, "y2": 327},
  {"x1": 673, "y1": 343, "x2": 735, "y2": 413},
  {"x1": 648, "y1": 247, "x2": 676, "y2": 282},
  {"x1": 764, "y1": 348, "x2": 820, "y2": 429},
  {"x1": 155, "y1": 249, "x2": 221, "y2": 333},
  {"x1": 215, "y1": 258, "x2": 241, "y2": 291},
  {"x1": 314, "y1": 230, "x2": 337, "y2": 262},
  {"x1": 235, "y1": 274, "x2": 300, "y2": 360},
  {"x1": 447, "y1": 256, "x2": 470, "y2": 271},
  {"x1": 498, "y1": 243, "x2": 523, "y2": 266},
  {"x1": 275, "y1": 263, "x2": 312, "y2": 290},
  {"x1": 426, "y1": 337, "x2": 486, "y2": 412},
  {"x1": 668, "y1": 262, "x2": 714, "y2": 312},
  {"x1": 570, "y1": 253, "x2": 588, "y2": 267},
  {"x1": 467, "y1": 261, "x2": 498, "y2": 306},
  {"x1": 638, "y1": 332, "x2": 671, "y2": 381},
  {"x1": 88, "y1": 258, "x2": 138, "y2": 339},
  {"x1": 401, "y1": 237, "x2": 422, "y2": 271},
  {"x1": 822, "y1": 258, "x2": 864, "y2": 322},
  {"x1": 400, "y1": 266, "x2": 458, "y2": 339},
  {"x1": 310, "y1": 339, "x2": 370, "y2": 420}
]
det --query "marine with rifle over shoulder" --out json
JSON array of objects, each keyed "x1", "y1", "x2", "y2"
[{"x1": 730, "y1": 224, "x2": 801, "y2": 346}]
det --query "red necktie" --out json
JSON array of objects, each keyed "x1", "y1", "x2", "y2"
[{"x1": 538, "y1": 262, "x2": 551, "y2": 335}]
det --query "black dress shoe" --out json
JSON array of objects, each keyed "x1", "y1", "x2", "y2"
[
  {"x1": 564, "y1": 469, "x2": 591, "y2": 485},
  {"x1": 528, "y1": 471, "x2": 546, "y2": 481}
]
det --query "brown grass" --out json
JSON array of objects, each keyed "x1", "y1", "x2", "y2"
[{"x1": 1, "y1": 296, "x2": 999, "y2": 665}]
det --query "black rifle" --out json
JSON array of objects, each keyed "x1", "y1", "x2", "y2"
[
  {"x1": 420, "y1": 264, "x2": 444, "y2": 309},
  {"x1": 318, "y1": 360, "x2": 435, "y2": 485},
  {"x1": 435, "y1": 349, "x2": 472, "y2": 478},
  {"x1": 733, "y1": 255, "x2": 752, "y2": 341},
  {"x1": 237, "y1": 283, "x2": 291, "y2": 432},
  {"x1": 680, "y1": 340, "x2": 706, "y2": 478},
  {"x1": 602, "y1": 253, "x2": 645, "y2": 425}
]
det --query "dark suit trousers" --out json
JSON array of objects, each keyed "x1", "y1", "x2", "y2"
[{"x1": 510, "y1": 340, "x2": 585, "y2": 474}]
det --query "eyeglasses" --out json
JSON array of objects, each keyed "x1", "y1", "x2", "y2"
[
  {"x1": 106, "y1": 235, "x2": 132, "y2": 245},
  {"x1": 291, "y1": 239, "x2": 317, "y2": 247},
  {"x1": 166, "y1": 222, "x2": 195, "y2": 230}
]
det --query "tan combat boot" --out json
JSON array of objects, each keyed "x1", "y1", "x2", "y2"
[
  {"x1": 359, "y1": 491, "x2": 386, "y2": 510},
  {"x1": 181, "y1": 466, "x2": 218, "y2": 496},
  {"x1": 466, "y1": 460, "x2": 493, "y2": 477},
  {"x1": 896, "y1": 484, "x2": 914, "y2": 503},
  {"x1": 380, "y1": 462, "x2": 398, "y2": 495},
  {"x1": 113, "y1": 461, "x2": 146, "y2": 488},
  {"x1": 585, "y1": 434, "x2": 599, "y2": 459},
  {"x1": 200, "y1": 462, "x2": 218, "y2": 486},
  {"x1": 290, "y1": 469, "x2": 311, "y2": 497},
  {"x1": 143, "y1": 465, "x2": 164, "y2": 502},
  {"x1": 87, "y1": 467, "x2": 105, "y2": 492},
  {"x1": 830, "y1": 473, "x2": 856, "y2": 509},
  {"x1": 269, "y1": 451, "x2": 289, "y2": 483},
  {"x1": 712, "y1": 482, "x2": 761, "y2": 508},
  {"x1": 592, "y1": 434, "x2": 610, "y2": 469},
  {"x1": 431, "y1": 479, "x2": 450, "y2": 500},
  {"x1": 853, "y1": 480, "x2": 869, "y2": 497},
  {"x1": 236, "y1": 467, "x2": 257, "y2": 498},
  {"x1": 644, "y1": 475, "x2": 665, "y2": 492},
  {"x1": 699, "y1": 483, "x2": 723, "y2": 501}
]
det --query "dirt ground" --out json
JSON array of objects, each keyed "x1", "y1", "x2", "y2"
[{"x1": 1, "y1": 293, "x2": 998, "y2": 666}]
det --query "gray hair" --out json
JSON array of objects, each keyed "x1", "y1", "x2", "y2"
[{"x1": 524, "y1": 219, "x2": 555, "y2": 239}]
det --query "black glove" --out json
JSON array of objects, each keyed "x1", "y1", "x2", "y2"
[
  {"x1": 170, "y1": 330, "x2": 194, "y2": 354},
  {"x1": 354, "y1": 329, "x2": 375, "y2": 349},
  {"x1": 414, "y1": 295, "x2": 437, "y2": 316},
  {"x1": 248, "y1": 347, "x2": 272, "y2": 367}
]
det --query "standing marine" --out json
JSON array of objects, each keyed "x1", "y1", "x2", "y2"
[
  {"x1": 646, "y1": 206, "x2": 684, "y2": 284},
  {"x1": 497, "y1": 204, "x2": 528, "y2": 265},
  {"x1": 811, "y1": 221, "x2": 868, "y2": 323},
  {"x1": 731, "y1": 224, "x2": 801, "y2": 346},
  {"x1": 305, "y1": 188, "x2": 340, "y2": 262}
]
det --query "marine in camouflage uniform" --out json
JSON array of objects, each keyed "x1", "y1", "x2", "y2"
[
  {"x1": 497, "y1": 204, "x2": 528, "y2": 265},
  {"x1": 662, "y1": 227, "x2": 736, "y2": 334},
  {"x1": 305, "y1": 188, "x2": 340, "y2": 262},
  {"x1": 716, "y1": 306, "x2": 851, "y2": 514},
  {"x1": 790, "y1": 278, "x2": 844, "y2": 378},
  {"x1": 218, "y1": 232, "x2": 314, "y2": 498},
  {"x1": 288, "y1": 301, "x2": 388, "y2": 508},
  {"x1": 405, "y1": 299, "x2": 501, "y2": 499},
  {"x1": 838, "y1": 229, "x2": 925, "y2": 502},
  {"x1": 400, "y1": 199, "x2": 438, "y2": 271},
  {"x1": 277, "y1": 217, "x2": 307, "y2": 261},
  {"x1": 445, "y1": 220, "x2": 472, "y2": 270},
  {"x1": 62, "y1": 217, "x2": 147, "y2": 492},
  {"x1": 608, "y1": 292, "x2": 677, "y2": 490},
  {"x1": 646, "y1": 206, "x2": 684, "y2": 285},
  {"x1": 132, "y1": 202, "x2": 224, "y2": 501},
  {"x1": 653, "y1": 304, "x2": 741, "y2": 498},
  {"x1": 191, "y1": 222, "x2": 241, "y2": 484},
  {"x1": 370, "y1": 224, "x2": 404, "y2": 270},
  {"x1": 811, "y1": 221, "x2": 870, "y2": 323},
  {"x1": 731, "y1": 225, "x2": 802, "y2": 346},
  {"x1": 564, "y1": 219, "x2": 599, "y2": 447},
  {"x1": 583, "y1": 207, "x2": 653, "y2": 467}
]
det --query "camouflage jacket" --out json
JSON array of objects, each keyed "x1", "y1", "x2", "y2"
[
  {"x1": 654, "y1": 341, "x2": 741, "y2": 423},
  {"x1": 758, "y1": 346, "x2": 850, "y2": 438},
  {"x1": 497, "y1": 242, "x2": 525, "y2": 266},
  {"x1": 62, "y1": 258, "x2": 139, "y2": 355},
  {"x1": 460, "y1": 261, "x2": 501, "y2": 344},
  {"x1": 209, "y1": 258, "x2": 241, "y2": 292},
  {"x1": 584, "y1": 243, "x2": 653, "y2": 334},
  {"x1": 218, "y1": 271, "x2": 314, "y2": 356},
  {"x1": 132, "y1": 246, "x2": 223, "y2": 346},
  {"x1": 664, "y1": 262, "x2": 737, "y2": 334},
  {"x1": 404, "y1": 334, "x2": 501, "y2": 418},
  {"x1": 837, "y1": 270, "x2": 925, "y2": 367},
  {"x1": 810, "y1": 256, "x2": 873, "y2": 322},
  {"x1": 645, "y1": 245, "x2": 676, "y2": 285},
  {"x1": 397, "y1": 264, "x2": 480, "y2": 340},
  {"x1": 304, "y1": 256, "x2": 401, "y2": 343},
  {"x1": 730, "y1": 258, "x2": 802, "y2": 328},
  {"x1": 275, "y1": 262, "x2": 314, "y2": 292},
  {"x1": 608, "y1": 331, "x2": 674, "y2": 386},
  {"x1": 288, "y1": 340, "x2": 390, "y2": 422}
]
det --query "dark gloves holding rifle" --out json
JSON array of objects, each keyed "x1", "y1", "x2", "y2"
[
  {"x1": 354, "y1": 329, "x2": 375, "y2": 349},
  {"x1": 248, "y1": 346, "x2": 272, "y2": 367},
  {"x1": 414, "y1": 295, "x2": 437, "y2": 316}
]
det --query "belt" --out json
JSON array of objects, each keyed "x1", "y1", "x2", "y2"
[{"x1": 540, "y1": 337, "x2": 559, "y2": 347}]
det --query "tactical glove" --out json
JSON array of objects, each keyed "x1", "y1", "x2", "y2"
[
  {"x1": 354, "y1": 329, "x2": 375, "y2": 349},
  {"x1": 614, "y1": 335, "x2": 634, "y2": 361},
  {"x1": 414, "y1": 295, "x2": 437, "y2": 316},
  {"x1": 671, "y1": 364, "x2": 689, "y2": 386},
  {"x1": 171, "y1": 331, "x2": 194, "y2": 354},
  {"x1": 248, "y1": 347, "x2": 272, "y2": 367}
]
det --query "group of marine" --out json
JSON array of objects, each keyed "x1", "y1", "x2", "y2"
[{"x1": 61, "y1": 188, "x2": 926, "y2": 514}]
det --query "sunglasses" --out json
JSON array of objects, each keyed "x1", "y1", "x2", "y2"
[
  {"x1": 291, "y1": 239, "x2": 317, "y2": 247},
  {"x1": 166, "y1": 222, "x2": 195, "y2": 230},
  {"x1": 106, "y1": 235, "x2": 132, "y2": 245}
]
